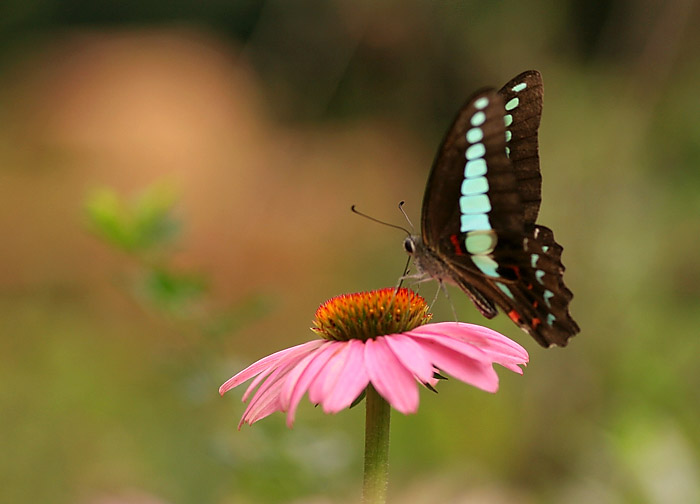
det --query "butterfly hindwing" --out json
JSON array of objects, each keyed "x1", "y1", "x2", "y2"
[
  {"x1": 521, "y1": 225, "x2": 579, "y2": 343},
  {"x1": 437, "y1": 225, "x2": 578, "y2": 347}
]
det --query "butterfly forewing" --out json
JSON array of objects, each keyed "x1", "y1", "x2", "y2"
[
  {"x1": 498, "y1": 70, "x2": 543, "y2": 224},
  {"x1": 412, "y1": 70, "x2": 579, "y2": 347},
  {"x1": 422, "y1": 90, "x2": 523, "y2": 247}
]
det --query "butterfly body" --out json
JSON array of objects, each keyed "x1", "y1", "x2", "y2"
[{"x1": 406, "y1": 70, "x2": 579, "y2": 347}]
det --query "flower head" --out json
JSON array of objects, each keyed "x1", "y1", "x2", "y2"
[
  {"x1": 220, "y1": 288, "x2": 528, "y2": 428},
  {"x1": 312, "y1": 287, "x2": 431, "y2": 341}
]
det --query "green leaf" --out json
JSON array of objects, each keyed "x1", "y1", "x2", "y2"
[
  {"x1": 85, "y1": 183, "x2": 181, "y2": 253},
  {"x1": 135, "y1": 268, "x2": 208, "y2": 315}
]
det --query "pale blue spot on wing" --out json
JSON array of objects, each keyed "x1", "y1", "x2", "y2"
[
  {"x1": 535, "y1": 270, "x2": 545, "y2": 284},
  {"x1": 464, "y1": 158, "x2": 487, "y2": 178},
  {"x1": 496, "y1": 282, "x2": 515, "y2": 299},
  {"x1": 474, "y1": 96, "x2": 489, "y2": 110},
  {"x1": 542, "y1": 245, "x2": 549, "y2": 252},
  {"x1": 461, "y1": 176, "x2": 489, "y2": 195},
  {"x1": 530, "y1": 254, "x2": 539, "y2": 268},
  {"x1": 466, "y1": 127, "x2": 483, "y2": 144},
  {"x1": 505, "y1": 146, "x2": 510, "y2": 157},
  {"x1": 471, "y1": 111, "x2": 486, "y2": 127},
  {"x1": 546, "y1": 313, "x2": 556, "y2": 326},
  {"x1": 465, "y1": 143, "x2": 485, "y2": 160},
  {"x1": 460, "y1": 214, "x2": 491, "y2": 232},
  {"x1": 505, "y1": 97, "x2": 519, "y2": 111},
  {"x1": 504, "y1": 114, "x2": 513, "y2": 127},
  {"x1": 460, "y1": 194, "x2": 491, "y2": 214},
  {"x1": 472, "y1": 254, "x2": 500, "y2": 277},
  {"x1": 543, "y1": 290, "x2": 554, "y2": 307},
  {"x1": 505, "y1": 130, "x2": 512, "y2": 142},
  {"x1": 512, "y1": 82, "x2": 527, "y2": 92},
  {"x1": 464, "y1": 231, "x2": 497, "y2": 254}
]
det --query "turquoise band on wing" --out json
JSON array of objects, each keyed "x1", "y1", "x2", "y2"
[
  {"x1": 496, "y1": 282, "x2": 515, "y2": 299},
  {"x1": 466, "y1": 127, "x2": 484, "y2": 143},
  {"x1": 461, "y1": 176, "x2": 489, "y2": 196},
  {"x1": 470, "y1": 111, "x2": 486, "y2": 127},
  {"x1": 465, "y1": 159, "x2": 487, "y2": 178},
  {"x1": 460, "y1": 214, "x2": 490, "y2": 232},
  {"x1": 471, "y1": 254, "x2": 500, "y2": 277},
  {"x1": 466, "y1": 143, "x2": 485, "y2": 160},
  {"x1": 505, "y1": 97, "x2": 519, "y2": 111},
  {"x1": 465, "y1": 231, "x2": 497, "y2": 255},
  {"x1": 460, "y1": 194, "x2": 491, "y2": 214},
  {"x1": 474, "y1": 96, "x2": 489, "y2": 109},
  {"x1": 543, "y1": 290, "x2": 554, "y2": 307}
]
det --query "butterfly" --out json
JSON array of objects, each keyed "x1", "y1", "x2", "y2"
[{"x1": 403, "y1": 70, "x2": 579, "y2": 347}]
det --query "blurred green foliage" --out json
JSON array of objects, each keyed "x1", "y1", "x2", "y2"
[
  {"x1": 85, "y1": 184, "x2": 208, "y2": 317},
  {"x1": 84, "y1": 183, "x2": 271, "y2": 331},
  {"x1": 85, "y1": 184, "x2": 182, "y2": 254}
]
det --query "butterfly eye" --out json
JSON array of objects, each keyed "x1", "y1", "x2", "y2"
[{"x1": 403, "y1": 237, "x2": 416, "y2": 254}]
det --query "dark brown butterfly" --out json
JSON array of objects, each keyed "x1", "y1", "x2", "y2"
[{"x1": 404, "y1": 70, "x2": 579, "y2": 347}]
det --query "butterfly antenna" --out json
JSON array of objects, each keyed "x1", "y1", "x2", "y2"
[
  {"x1": 351, "y1": 204, "x2": 414, "y2": 298},
  {"x1": 398, "y1": 201, "x2": 415, "y2": 232},
  {"x1": 350, "y1": 205, "x2": 411, "y2": 235}
]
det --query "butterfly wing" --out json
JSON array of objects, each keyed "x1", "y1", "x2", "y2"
[
  {"x1": 498, "y1": 70, "x2": 543, "y2": 224},
  {"x1": 446, "y1": 224, "x2": 579, "y2": 347},
  {"x1": 419, "y1": 71, "x2": 579, "y2": 347},
  {"x1": 421, "y1": 89, "x2": 523, "y2": 246}
]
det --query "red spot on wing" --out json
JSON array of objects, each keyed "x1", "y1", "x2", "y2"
[
  {"x1": 508, "y1": 310, "x2": 521, "y2": 323},
  {"x1": 449, "y1": 234, "x2": 464, "y2": 255},
  {"x1": 531, "y1": 317, "x2": 541, "y2": 329}
]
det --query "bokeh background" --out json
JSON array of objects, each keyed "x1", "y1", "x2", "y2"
[{"x1": 2, "y1": 1, "x2": 699, "y2": 503}]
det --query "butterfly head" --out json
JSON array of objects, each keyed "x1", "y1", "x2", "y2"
[
  {"x1": 403, "y1": 234, "x2": 455, "y2": 285},
  {"x1": 403, "y1": 235, "x2": 418, "y2": 255}
]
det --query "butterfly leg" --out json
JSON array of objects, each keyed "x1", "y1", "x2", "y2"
[
  {"x1": 427, "y1": 281, "x2": 441, "y2": 308},
  {"x1": 439, "y1": 282, "x2": 459, "y2": 322},
  {"x1": 398, "y1": 271, "x2": 432, "y2": 296}
]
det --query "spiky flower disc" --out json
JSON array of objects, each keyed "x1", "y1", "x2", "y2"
[{"x1": 312, "y1": 287, "x2": 432, "y2": 341}]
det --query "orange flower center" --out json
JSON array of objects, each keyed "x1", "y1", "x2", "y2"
[{"x1": 312, "y1": 288, "x2": 432, "y2": 341}]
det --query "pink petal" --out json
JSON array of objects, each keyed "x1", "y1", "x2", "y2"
[
  {"x1": 284, "y1": 342, "x2": 343, "y2": 427},
  {"x1": 219, "y1": 340, "x2": 324, "y2": 395},
  {"x1": 321, "y1": 339, "x2": 370, "y2": 413},
  {"x1": 452, "y1": 324, "x2": 529, "y2": 361},
  {"x1": 408, "y1": 333, "x2": 500, "y2": 393},
  {"x1": 240, "y1": 346, "x2": 316, "y2": 402},
  {"x1": 418, "y1": 322, "x2": 528, "y2": 363},
  {"x1": 364, "y1": 337, "x2": 419, "y2": 414},
  {"x1": 308, "y1": 343, "x2": 352, "y2": 405},
  {"x1": 239, "y1": 376, "x2": 286, "y2": 427},
  {"x1": 384, "y1": 333, "x2": 435, "y2": 384},
  {"x1": 410, "y1": 323, "x2": 528, "y2": 373},
  {"x1": 279, "y1": 341, "x2": 334, "y2": 410},
  {"x1": 239, "y1": 364, "x2": 293, "y2": 426}
]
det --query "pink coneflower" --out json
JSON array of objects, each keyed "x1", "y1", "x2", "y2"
[
  {"x1": 221, "y1": 287, "x2": 529, "y2": 503},
  {"x1": 220, "y1": 288, "x2": 528, "y2": 428}
]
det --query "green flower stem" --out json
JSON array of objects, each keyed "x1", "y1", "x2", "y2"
[{"x1": 363, "y1": 384, "x2": 391, "y2": 504}]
